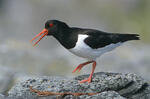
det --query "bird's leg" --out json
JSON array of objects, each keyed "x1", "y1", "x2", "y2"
[
  {"x1": 72, "y1": 61, "x2": 94, "y2": 73},
  {"x1": 79, "y1": 61, "x2": 96, "y2": 83}
]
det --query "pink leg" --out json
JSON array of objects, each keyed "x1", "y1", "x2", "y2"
[
  {"x1": 72, "y1": 61, "x2": 94, "y2": 73},
  {"x1": 79, "y1": 61, "x2": 96, "y2": 83}
]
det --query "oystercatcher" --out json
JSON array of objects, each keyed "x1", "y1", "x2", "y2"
[{"x1": 31, "y1": 20, "x2": 140, "y2": 83}]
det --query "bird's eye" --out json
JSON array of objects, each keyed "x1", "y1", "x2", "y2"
[{"x1": 49, "y1": 23, "x2": 54, "y2": 27}]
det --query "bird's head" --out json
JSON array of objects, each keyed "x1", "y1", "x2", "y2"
[{"x1": 31, "y1": 20, "x2": 69, "y2": 46}]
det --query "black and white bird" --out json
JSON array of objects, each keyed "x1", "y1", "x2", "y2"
[{"x1": 31, "y1": 20, "x2": 140, "y2": 83}]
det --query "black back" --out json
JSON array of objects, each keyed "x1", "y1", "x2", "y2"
[{"x1": 70, "y1": 28, "x2": 139, "y2": 49}]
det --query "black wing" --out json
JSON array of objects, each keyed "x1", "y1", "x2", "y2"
[{"x1": 80, "y1": 29, "x2": 140, "y2": 49}]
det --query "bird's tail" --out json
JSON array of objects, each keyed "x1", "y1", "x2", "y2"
[
  {"x1": 117, "y1": 33, "x2": 140, "y2": 42},
  {"x1": 123, "y1": 34, "x2": 140, "y2": 40}
]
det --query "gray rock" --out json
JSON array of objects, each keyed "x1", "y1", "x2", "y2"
[
  {"x1": 8, "y1": 72, "x2": 150, "y2": 99},
  {"x1": 64, "y1": 91, "x2": 125, "y2": 99},
  {"x1": 0, "y1": 94, "x2": 5, "y2": 99},
  {"x1": 0, "y1": 66, "x2": 15, "y2": 94}
]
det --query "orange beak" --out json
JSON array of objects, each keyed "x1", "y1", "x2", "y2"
[{"x1": 31, "y1": 28, "x2": 48, "y2": 46}]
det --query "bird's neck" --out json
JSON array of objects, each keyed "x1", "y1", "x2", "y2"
[{"x1": 53, "y1": 28, "x2": 78, "y2": 49}]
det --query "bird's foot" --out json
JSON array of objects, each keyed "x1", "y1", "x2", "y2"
[
  {"x1": 72, "y1": 64, "x2": 83, "y2": 73},
  {"x1": 79, "y1": 77, "x2": 92, "y2": 83}
]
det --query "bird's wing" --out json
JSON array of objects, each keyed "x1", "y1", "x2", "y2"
[{"x1": 81, "y1": 29, "x2": 139, "y2": 49}]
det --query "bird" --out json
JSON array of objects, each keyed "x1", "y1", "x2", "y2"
[{"x1": 31, "y1": 20, "x2": 140, "y2": 83}]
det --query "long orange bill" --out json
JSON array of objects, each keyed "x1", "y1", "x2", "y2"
[{"x1": 31, "y1": 28, "x2": 48, "y2": 46}]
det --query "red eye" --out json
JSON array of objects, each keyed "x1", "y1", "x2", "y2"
[{"x1": 49, "y1": 23, "x2": 53, "y2": 27}]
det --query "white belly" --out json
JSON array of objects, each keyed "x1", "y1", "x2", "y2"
[{"x1": 69, "y1": 34, "x2": 122, "y2": 60}]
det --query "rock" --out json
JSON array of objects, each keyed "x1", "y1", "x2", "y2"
[
  {"x1": 64, "y1": 91, "x2": 126, "y2": 99},
  {"x1": 0, "y1": 66, "x2": 15, "y2": 94},
  {"x1": 8, "y1": 72, "x2": 150, "y2": 99},
  {"x1": 0, "y1": 94, "x2": 5, "y2": 99}
]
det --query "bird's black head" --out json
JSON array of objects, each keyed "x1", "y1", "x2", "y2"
[
  {"x1": 31, "y1": 20, "x2": 69, "y2": 46},
  {"x1": 45, "y1": 20, "x2": 69, "y2": 36}
]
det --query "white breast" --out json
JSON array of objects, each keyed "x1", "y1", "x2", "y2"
[{"x1": 69, "y1": 34, "x2": 122, "y2": 60}]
